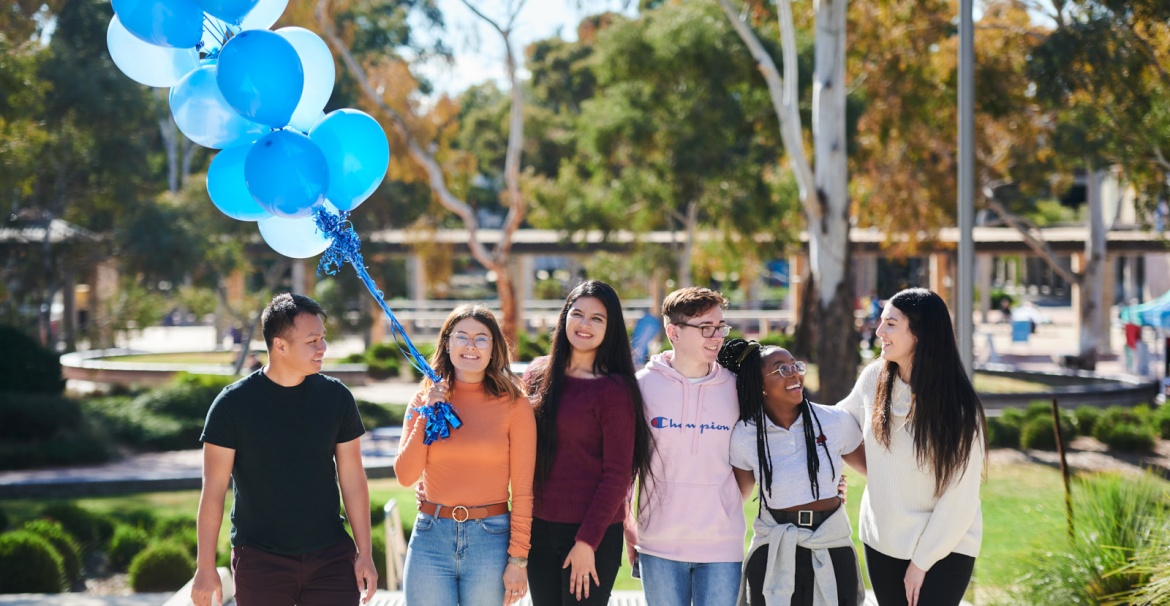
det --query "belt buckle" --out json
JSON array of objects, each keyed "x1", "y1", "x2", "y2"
[
  {"x1": 798, "y1": 510, "x2": 814, "y2": 527},
  {"x1": 451, "y1": 505, "x2": 470, "y2": 523}
]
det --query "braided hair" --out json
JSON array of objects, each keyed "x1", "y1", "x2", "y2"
[{"x1": 718, "y1": 339, "x2": 836, "y2": 508}]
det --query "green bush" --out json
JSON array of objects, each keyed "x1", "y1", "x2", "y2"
[
  {"x1": 0, "y1": 507, "x2": 8, "y2": 532},
  {"x1": 39, "y1": 503, "x2": 115, "y2": 551},
  {"x1": 515, "y1": 331, "x2": 551, "y2": 362},
  {"x1": 409, "y1": 343, "x2": 437, "y2": 380},
  {"x1": 111, "y1": 509, "x2": 158, "y2": 532},
  {"x1": 1020, "y1": 415, "x2": 1074, "y2": 451},
  {"x1": 133, "y1": 382, "x2": 218, "y2": 423},
  {"x1": 357, "y1": 400, "x2": 403, "y2": 430},
  {"x1": 1017, "y1": 472, "x2": 1169, "y2": 605},
  {"x1": 757, "y1": 332, "x2": 796, "y2": 350},
  {"x1": 127, "y1": 542, "x2": 195, "y2": 592},
  {"x1": 1154, "y1": 404, "x2": 1170, "y2": 440},
  {"x1": 0, "y1": 530, "x2": 66, "y2": 593},
  {"x1": 0, "y1": 394, "x2": 112, "y2": 470},
  {"x1": 986, "y1": 416, "x2": 1021, "y2": 449},
  {"x1": 0, "y1": 325, "x2": 64, "y2": 394},
  {"x1": 1074, "y1": 406, "x2": 1101, "y2": 436},
  {"x1": 85, "y1": 392, "x2": 203, "y2": 452},
  {"x1": 1094, "y1": 406, "x2": 1157, "y2": 452},
  {"x1": 362, "y1": 343, "x2": 401, "y2": 380},
  {"x1": 108, "y1": 525, "x2": 150, "y2": 571},
  {"x1": 21, "y1": 520, "x2": 83, "y2": 585}
]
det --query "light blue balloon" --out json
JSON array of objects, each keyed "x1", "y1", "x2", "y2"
[
  {"x1": 217, "y1": 30, "x2": 304, "y2": 127},
  {"x1": 170, "y1": 63, "x2": 268, "y2": 149},
  {"x1": 245, "y1": 130, "x2": 329, "y2": 218},
  {"x1": 309, "y1": 109, "x2": 390, "y2": 212},
  {"x1": 258, "y1": 202, "x2": 337, "y2": 258},
  {"x1": 196, "y1": 0, "x2": 260, "y2": 25},
  {"x1": 111, "y1": 0, "x2": 203, "y2": 49},
  {"x1": 107, "y1": 15, "x2": 200, "y2": 88},
  {"x1": 276, "y1": 28, "x2": 335, "y2": 133},
  {"x1": 240, "y1": 0, "x2": 287, "y2": 30},
  {"x1": 207, "y1": 144, "x2": 271, "y2": 221}
]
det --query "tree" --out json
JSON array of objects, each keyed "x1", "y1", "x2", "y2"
[
  {"x1": 524, "y1": 5, "x2": 797, "y2": 300},
  {"x1": 718, "y1": 0, "x2": 858, "y2": 403},
  {"x1": 316, "y1": 0, "x2": 532, "y2": 350}
]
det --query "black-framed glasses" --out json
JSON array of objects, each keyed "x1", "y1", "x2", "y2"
[
  {"x1": 676, "y1": 322, "x2": 732, "y2": 338},
  {"x1": 766, "y1": 361, "x2": 807, "y2": 378}
]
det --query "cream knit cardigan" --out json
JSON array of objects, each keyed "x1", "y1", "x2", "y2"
[{"x1": 837, "y1": 362, "x2": 983, "y2": 570}]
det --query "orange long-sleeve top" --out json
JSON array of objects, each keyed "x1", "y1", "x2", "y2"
[{"x1": 394, "y1": 379, "x2": 536, "y2": 558}]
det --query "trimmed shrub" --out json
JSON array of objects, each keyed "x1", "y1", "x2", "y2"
[
  {"x1": 108, "y1": 525, "x2": 150, "y2": 571},
  {"x1": 357, "y1": 400, "x2": 402, "y2": 430},
  {"x1": 408, "y1": 344, "x2": 437, "y2": 380},
  {"x1": 39, "y1": 503, "x2": 115, "y2": 551},
  {"x1": 22, "y1": 519, "x2": 83, "y2": 585},
  {"x1": 156, "y1": 516, "x2": 198, "y2": 557},
  {"x1": 363, "y1": 343, "x2": 401, "y2": 380},
  {"x1": 0, "y1": 394, "x2": 112, "y2": 470},
  {"x1": 0, "y1": 325, "x2": 64, "y2": 394},
  {"x1": 1020, "y1": 415, "x2": 1074, "y2": 451},
  {"x1": 515, "y1": 331, "x2": 551, "y2": 362},
  {"x1": 1074, "y1": 406, "x2": 1101, "y2": 436},
  {"x1": 0, "y1": 392, "x2": 82, "y2": 440},
  {"x1": 111, "y1": 509, "x2": 158, "y2": 532},
  {"x1": 757, "y1": 332, "x2": 796, "y2": 351},
  {"x1": 0, "y1": 530, "x2": 66, "y2": 593},
  {"x1": 986, "y1": 416, "x2": 1020, "y2": 449},
  {"x1": 127, "y1": 542, "x2": 195, "y2": 592},
  {"x1": 1095, "y1": 406, "x2": 1158, "y2": 452},
  {"x1": 1153, "y1": 404, "x2": 1170, "y2": 440},
  {"x1": 0, "y1": 507, "x2": 8, "y2": 531}
]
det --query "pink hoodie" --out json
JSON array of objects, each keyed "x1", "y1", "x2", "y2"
[{"x1": 633, "y1": 351, "x2": 746, "y2": 563}]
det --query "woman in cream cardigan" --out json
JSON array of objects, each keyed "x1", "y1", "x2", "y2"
[{"x1": 838, "y1": 288, "x2": 986, "y2": 606}]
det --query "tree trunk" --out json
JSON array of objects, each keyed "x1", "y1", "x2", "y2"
[
  {"x1": 495, "y1": 265, "x2": 520, "y2": 353},
  {"x1": 1078, "y1": 167, "x2": 1107, "y2": 369},
  {"x1": 810, "y1": 0, "x2": 856, "y2": 405}
]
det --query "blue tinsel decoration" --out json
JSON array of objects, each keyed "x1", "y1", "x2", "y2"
[{"x1": 313, "y1": 206, "x2": 461, "y2": 443}]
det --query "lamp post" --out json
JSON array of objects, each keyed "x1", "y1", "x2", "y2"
[{"x1": 958, "y1": 0, "x2": 975, "y2": 378}]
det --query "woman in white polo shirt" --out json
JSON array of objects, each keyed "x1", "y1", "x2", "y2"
[
  {"x1": 719, "y1": 338, "x2": 866, "y2": 605},
  {"x1": 838, "y1": 288, "x2": 986, "y2": 606}
]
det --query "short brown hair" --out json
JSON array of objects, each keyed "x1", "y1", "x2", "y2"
[
  {"x1": 262, "y1": 293, "x2": 326, "y2": 348},
  {"x1": 661, "y1": 287, "x2": 728, "y2": 325}
]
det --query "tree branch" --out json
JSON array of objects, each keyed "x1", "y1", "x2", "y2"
[
  {"x1": 982, "y1": 184, "x2": 1081, "y2": 284},
  {"x1": 315, "y1": 0, "x2": 500, "y2": 272}
]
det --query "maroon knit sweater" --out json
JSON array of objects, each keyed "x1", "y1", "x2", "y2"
[{"x1": 527, "y1": 362, "x2": 636, "y2": 549}]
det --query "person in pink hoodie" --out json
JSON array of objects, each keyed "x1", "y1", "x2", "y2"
[{"x1": 627, "y1": 287, "x2": 753, "y2": 606}]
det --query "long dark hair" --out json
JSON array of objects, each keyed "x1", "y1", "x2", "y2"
[
  {"x1": 718, "y1": 339, "x2": 834, "y2": 508},
  {"x1": 872, "y1": 288, "x2": 987, "y2": 496},
  {"x1": 428, "y1": 304, "x2": 524, "y2": 401},
  {"x1": 527, "y1": 280, "x2": 654, "y2": 490}
]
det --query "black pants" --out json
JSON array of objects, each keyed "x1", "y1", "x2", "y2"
[
  {"x1": 528, "y1": 519, "x2": 624, "y2": 606},
  {"x1": 745, "y1": 543, "x2": 859, "y2": 606},
  {"x1": 864, "y1": 545, "x2": 974, "y2": 606}
]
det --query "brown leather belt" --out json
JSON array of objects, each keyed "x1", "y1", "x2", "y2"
[{"x1": 418, "y1": 501, "x2": 509, "y2": 522}]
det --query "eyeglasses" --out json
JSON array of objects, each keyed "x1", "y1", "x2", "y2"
[
  {"x1": 766, "y1": 361, "x2": 807, "y2": 378},
  {"x1": 676, "y1": 322, "x2": 732, "y2": 339},
  {"x1": 451, "y1": 333, "x2": 493, "y2": 349}
]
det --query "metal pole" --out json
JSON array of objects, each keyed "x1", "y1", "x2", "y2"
[{"x1": 958, "y1": 0, "x2": 976, "y2": 378}]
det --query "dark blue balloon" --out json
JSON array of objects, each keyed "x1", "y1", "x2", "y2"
[
  {"x1": 217, "y1": 30, "x2": 304, "y2": 127},
  {"x1": 111, "y1": 0, "x2": 203, "y2": 48},
  {"x1": 196, "y1": 0, "x2": 260, "y2": 25},
  {"x1": 245, "y1": 130, "x2": 329, "y2": 218},
  {"x1": 207, "y1": 143, "x2": 271, "y2": 221}
]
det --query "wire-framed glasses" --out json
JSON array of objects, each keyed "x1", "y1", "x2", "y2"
[
  {"x1": 676, "y1": 322, "x2": 732, "y2": 338},
  {"x1": 451, "y1": 333, "x2": 493, "y2": 349},
  {"x1": 766, "y1": 361, "x2": 807, "y2": 378}
]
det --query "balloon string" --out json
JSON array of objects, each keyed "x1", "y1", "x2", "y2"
[{"x1": 313, "y1": 207, "x2": 440, "y2": 384}]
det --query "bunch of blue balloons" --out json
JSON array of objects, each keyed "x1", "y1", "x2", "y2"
[{"x1": 108, "y1": 0, "x2": 391, "y2": 259}]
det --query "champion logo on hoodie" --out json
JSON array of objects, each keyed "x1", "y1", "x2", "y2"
[{"x1": 650, "y1": 416, "x2": 731, "y2": 433}]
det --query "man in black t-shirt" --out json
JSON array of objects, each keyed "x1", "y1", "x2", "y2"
[{"x1": 192, "y1": 293, "x2": 377, "y2": 606}]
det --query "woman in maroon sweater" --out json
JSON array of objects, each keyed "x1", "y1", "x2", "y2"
[{"x1": 523, "y1": 280, "x2": 653, "y2": 605}]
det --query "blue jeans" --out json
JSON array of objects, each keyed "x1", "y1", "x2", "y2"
[
  {"x1": 638, "y1": 552, "x2": 741, "y2": 606},
  {"x1": 403, "y1": 512, "x2": 510, "y2": 605}
]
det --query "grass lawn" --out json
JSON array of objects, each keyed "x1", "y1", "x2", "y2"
[{"x1": 1, "y1": 461, "x2": 1150, "y2": 595}]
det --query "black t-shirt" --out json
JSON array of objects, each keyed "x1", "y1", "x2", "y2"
[{"x1": 201, "y1": 371, "x2": 365, "y2": 555}]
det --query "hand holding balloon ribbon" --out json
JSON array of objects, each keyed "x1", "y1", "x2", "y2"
[{"x1": 314, "y1": 208, "x2": 463, "y2": 445}]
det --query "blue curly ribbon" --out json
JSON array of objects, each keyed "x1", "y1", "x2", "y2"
[{"x1": 314, "y1": 207, "x2": 462, "y2": 443}]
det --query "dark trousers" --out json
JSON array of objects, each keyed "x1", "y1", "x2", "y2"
[
  {"x1": 745, "y1": 543, "x2": 859, "y2": 606},
  {"x1": 864, "y1": 545, "x2": 974, "y2": 606},
  {"x1": 528, "y1": 518, "x2": 624, "y2": 606},
  {"x1": 231, "y1": 537, "x2": 358, "y2": 606}
]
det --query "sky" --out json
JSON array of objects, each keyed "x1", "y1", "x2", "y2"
[{"x1": 410, "y1": 0, "x2": 637, "y2": 97}]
